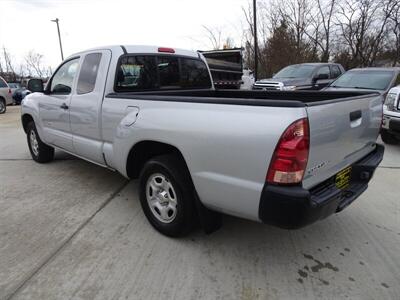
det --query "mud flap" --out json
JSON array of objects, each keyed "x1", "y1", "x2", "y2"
[{"x1": 194, "y1": 192, "x2": 222, "y2": 234}]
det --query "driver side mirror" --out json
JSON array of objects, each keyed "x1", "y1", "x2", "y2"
[
  {"x1": 314, "y1": 73, "x2": 329, "y2": 81},
  {"x1": 27, "y1": 79, "x2": 44, "y2": 93}
]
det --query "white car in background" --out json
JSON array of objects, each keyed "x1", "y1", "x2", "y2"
[
  {"x1": 0, "y1": 76, "x2": 13, "y2": 114},
  {"x1": 382, "y1": 85, "x2": 400, "y2": 144}
]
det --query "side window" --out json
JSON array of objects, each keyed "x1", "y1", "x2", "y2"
[
  {"x1": 181, "y1": 58, "x2": 212, "y2": 88},
  {"x1": 115, "y1": 56, "x2": 157, "y2": 91},
  {"x1": 0, "y1": 78, "x2": 7, "y2": 88},
  {"x1": 157, "y1": 56, "x2": 180, "y2": 89},
  {"x1": 50, "y1": 58, "x2": 79, "y2": 94},
  {"x1": 331, "y1": 65, "x2": 342, "y2": 78},
  {"x1": 315, "y1": 66, "x2": 331, "y2": 78},
  {"x1": 77, "y1": 53, "x2": 102, "y2": 94}
]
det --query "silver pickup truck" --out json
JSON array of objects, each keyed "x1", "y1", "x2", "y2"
[{"x1": 21, "y1": 45, "x2": 384, "y2": 237}]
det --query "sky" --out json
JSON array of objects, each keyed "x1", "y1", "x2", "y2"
[{"x1": 0, "y1": 0, "x2": 250, "y2": 70}]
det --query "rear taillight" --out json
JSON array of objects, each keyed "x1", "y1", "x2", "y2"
[
  {"x1": 8, "y1": 88, "x2": 11, "y2": 94},
  {"x1": 267, "y1": 118, "x2": 309, "y2": 185}
]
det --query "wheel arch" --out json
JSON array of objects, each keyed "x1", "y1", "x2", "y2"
[
  {"x1": 21, "y1": 114, "x2": 34, "y2": 133},
  {"x1": 126, "y1": 140, "x2": 192, "y2": 182}
]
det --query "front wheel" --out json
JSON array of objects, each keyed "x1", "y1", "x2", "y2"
[
  {"x1": 381, "y1": 129, "x2": 399, "y2": 145},
  {"x1": 27, "y1": 122, "x2": 55, "y2": 163},
  {"x1": 0, "y1": 98, "x2": 6, "y2": 114},
  {"x1": 139, "y1": 155, "x2": 196, "y2": 237}
]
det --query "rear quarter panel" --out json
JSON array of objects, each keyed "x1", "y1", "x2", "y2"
[{"x1": 101, "y1": 97, "x2": 306, "y2": 221}]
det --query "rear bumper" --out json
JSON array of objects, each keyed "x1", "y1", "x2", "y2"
[{"x1": 259, "y1": 144, "x2": 384, "y2": 229}]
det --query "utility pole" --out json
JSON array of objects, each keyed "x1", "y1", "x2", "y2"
[
  {"x1": 253, "y1": 0, "x2": 258, "y2": 81},
  {"x1": 51, "y1": 18, "x2": 64, "y2": 61}
]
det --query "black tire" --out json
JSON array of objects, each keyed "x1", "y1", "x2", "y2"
[
  {"x1": 27, "y1": 121, "x2": 55, "y2": 163},
  {"x1": 0, "y1": 98, "x2": 6, "y2": 114},
  {"x1": 139, "y1": 154, "x2": 196, "y2": 237},
  {"x1": 381, "y1": 129, "x2": 399, "y2": 145}
]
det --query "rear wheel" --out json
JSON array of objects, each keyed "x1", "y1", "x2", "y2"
[
  {"x1": 139, "y1": 154, "x2": 196, "y2": 237},
  {"x1": 0, "y1": 98, "x2": 6, "y2": 114},
  {"x1": 381, "y1": 129, "x2": 399, "y2": 145},
  {"x1": 27, "y1": 122, "x2": 55, "y2": 163}
]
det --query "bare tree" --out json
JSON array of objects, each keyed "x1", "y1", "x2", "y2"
[
  {"x1": 306, "y1": 0, "x2": 337, "y2": 61},
  {"x1": 1, "y1": 47, "x2": 17, "y2": 81},
  {"x1": 388, "y1": 2, "x2": 400, "y2": 65},
  {"x1": 24, "y1": 50, "x2": 46, "y2": 78},
  {"x1": 202, "y1": 26, "x2": 223, "y2": 50},
  {"x1": 272, "y1": 0, "x2": 313, "y2": 53},
  {"x1": 336, "y1": 0, "x2": 396, "y2": 67}
]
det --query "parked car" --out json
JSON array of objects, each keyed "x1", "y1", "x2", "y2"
[
  {"x1": 12, "y1": 79, "x2": 43, "y2": 105},
  {"x1": 382, "y1": 85, "x2": 400, "y2": 144},
  {"x1": 0, "y1": 76, "x2": 13, "y2": 114},
  {"x1": 324, "y1": 67, "x2": 400, "y2": 96},
  {"x1": 21, "y1": 45, "x2": 384, "y2": 237},
  {"x1": 253, "y1": 63, "x2": 345, "y2": 91},
  {"x1": 12, "y1": 87, "x2": 31, "y2": 105},
  {"x1": 8, "y1": 82, "x2": 21, "y2": 93}
]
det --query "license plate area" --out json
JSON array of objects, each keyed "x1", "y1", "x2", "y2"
[{"x1": 335, "y1": 166, "x2": 352, "y2": 190}]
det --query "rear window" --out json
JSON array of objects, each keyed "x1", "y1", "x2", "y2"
[
  {"x1": 115, "y1": 55, "x2": 211, "y2": 92},
  {"x1": 158, "y1": 56, "x2": 180, "y2": 89},
  {"x1": 181, "y1": 58, "x2": 212, "y2": 88},
  {"x1": 116, "y1": 56, "x2": 157, "y2": 91}
]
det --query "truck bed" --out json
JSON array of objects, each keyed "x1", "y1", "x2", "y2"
[{"x1": 106, "y1": 90, "x2": 379, "y2": 107}]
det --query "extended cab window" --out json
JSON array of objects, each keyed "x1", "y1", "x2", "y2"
[
  {"x1": 77, "y1": 53, "x2": 102, "y2": 94},
  {"x1": 50, "y1": 58, "x2": 79, "y2": 94},
  {"x1": 116, "y1": 56, "x2": 157, "y2": 91}
]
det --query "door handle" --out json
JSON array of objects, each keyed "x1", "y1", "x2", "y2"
[
  {"x1": 349, "y1": 110, "x2": 362, "y2": 121},
  {"x1": 60, "y1": 103, "x2": 69, "y2": 110}
]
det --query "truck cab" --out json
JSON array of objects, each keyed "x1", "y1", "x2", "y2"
[{"x1": 253, "y1": 63, "x2": 344, "y2": 91}]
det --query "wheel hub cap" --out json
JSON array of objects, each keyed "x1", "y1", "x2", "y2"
[
  {"x1": 146, "y1": 173, "x2": 178, "y2": 223},
  {"x1": 30, "y1": 130, "x2": 39, "y2": 156}
]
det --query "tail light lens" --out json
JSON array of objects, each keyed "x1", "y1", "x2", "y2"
[
  {"x1": 8, "y1": 88, "x2": 11, "y2": 94},
  {"x1": 267, "y1": 118, "x2": 309, "y2": 185}
]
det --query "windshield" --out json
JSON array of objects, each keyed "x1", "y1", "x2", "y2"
[
  {"x1": 8, "y1": 83, "x2": 20, "y2": 88},
  {"x1": 330, "y1": 70, "x2": 394, "y2": 90},
  {"x1": 273, "y1": 65, "x2": 315, "y2": 78}
]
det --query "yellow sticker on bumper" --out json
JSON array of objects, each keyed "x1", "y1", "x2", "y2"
[{"x1": 335, "y1": 166, "x2": 352, "y2": 190}]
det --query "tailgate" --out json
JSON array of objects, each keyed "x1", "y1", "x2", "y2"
[{"x1": 303, "y1": 94, "x2": 382, "y2": 189}]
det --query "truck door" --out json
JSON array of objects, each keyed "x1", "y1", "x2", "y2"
[
  {"x1": 69, "y1": 50, "x2": 112, "y2": 165},
  {"x1": 39, "y1": 58, "x2": 80, "y2": 151}
]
